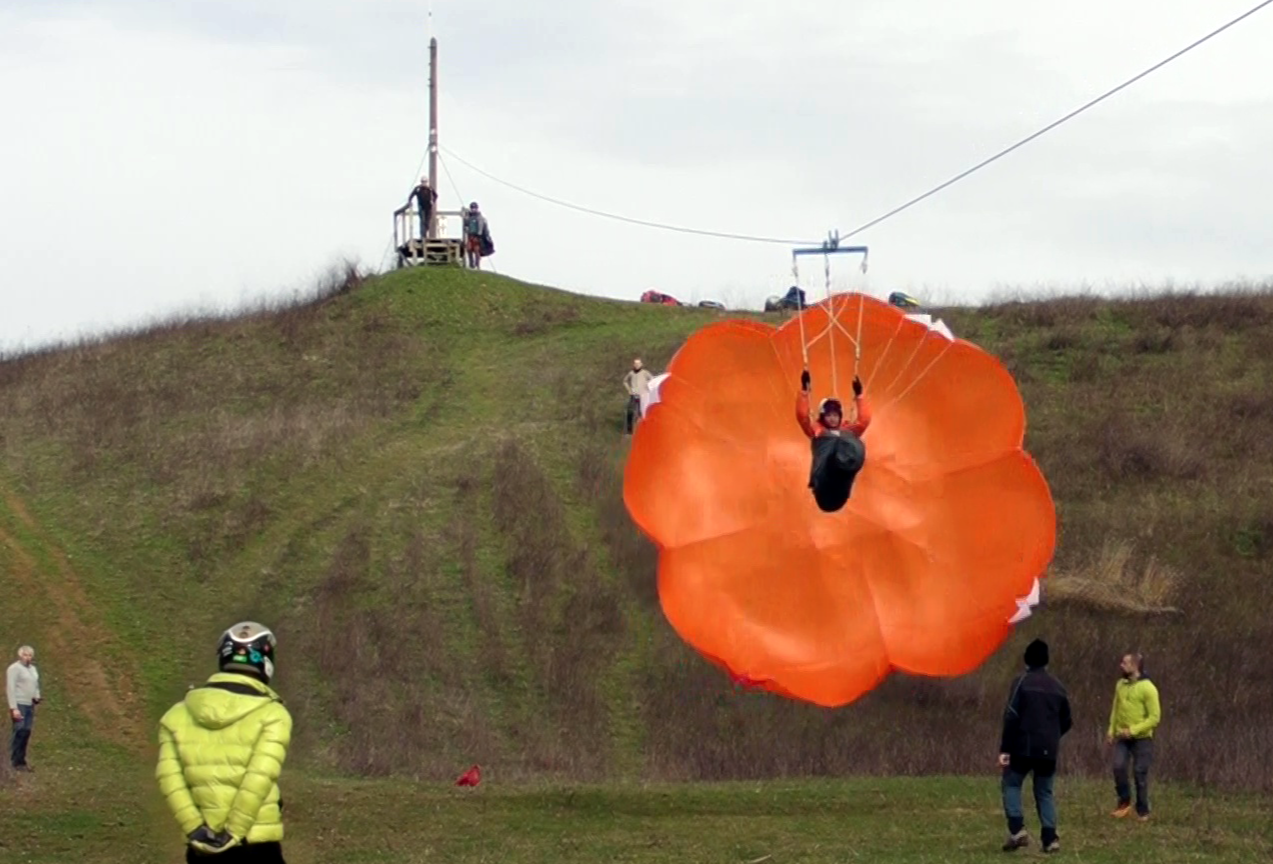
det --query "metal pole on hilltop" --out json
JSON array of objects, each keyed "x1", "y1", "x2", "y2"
[{"x1": 427, "y1": 29, "x2": 440, "y2": 240}]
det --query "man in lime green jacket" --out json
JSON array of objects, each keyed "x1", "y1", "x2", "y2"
[
  {"x1": 1106, "y1": 652, "x2": 1161, "y2": 820},
  {"x1": 156, "y1": 622, "x2": 293, "y2": 862}
]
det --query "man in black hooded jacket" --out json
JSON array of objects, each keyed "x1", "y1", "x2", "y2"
[{"x1": 998, "y1": 638, "x2": 1072, "y2": 853}]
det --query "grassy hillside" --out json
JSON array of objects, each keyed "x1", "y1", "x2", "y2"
[{"x1": 2, "y1": 264, "x2": 1272, "y2": 814}]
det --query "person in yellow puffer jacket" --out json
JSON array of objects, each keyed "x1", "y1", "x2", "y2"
[
  {"x1": 156, "y1": 622, "x2": 293, "y2": 863},
  {"x1": 1105, "y1": 652, "x2": 1161, "y2": 820}
]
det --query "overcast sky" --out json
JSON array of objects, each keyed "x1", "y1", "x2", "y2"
[{"x1": 3, "y1": 0, "x2": 1271, "y2": 351}]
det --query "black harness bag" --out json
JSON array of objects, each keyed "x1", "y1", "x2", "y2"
[{"x1": 808, "y1": 432, "x2": 866, "y2": 513}]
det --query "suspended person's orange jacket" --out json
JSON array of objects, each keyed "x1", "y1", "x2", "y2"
[{"x1": 795, "y1": 390, "x2": 871, "y2": 439}]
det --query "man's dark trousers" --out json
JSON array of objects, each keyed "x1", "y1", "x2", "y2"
[
  {"x1": 10, "y1": 704, "x2": 34, "y2": 768},
  {"x1": 1113, "y1": 737, "x2": 1153, "y2": 815}
]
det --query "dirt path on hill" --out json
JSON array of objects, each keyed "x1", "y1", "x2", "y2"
[{"x1": 1, "y1": 491, "x2": 147, "y2": 754}]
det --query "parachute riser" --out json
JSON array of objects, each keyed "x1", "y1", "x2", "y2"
[{"x1": 791, "y1": 235, "x2": 869, "y2": 400}]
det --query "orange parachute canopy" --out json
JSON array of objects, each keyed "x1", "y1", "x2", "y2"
[{"x1": 623, "y1": 292, "x2": 1055, "y2": 708}]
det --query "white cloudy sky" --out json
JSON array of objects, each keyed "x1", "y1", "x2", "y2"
[{"x1": 3, "y1": 0, "x2": 1272, "y2": 351}]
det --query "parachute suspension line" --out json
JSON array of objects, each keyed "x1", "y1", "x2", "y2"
[
  {"x1": 789, "y1": 233, "x2": 869, "y2": 401},
  {"x1": 792, "y1": 252, "x2": 809, "y2": 369},
  {"x1": 824, "y1": 251, "x2": 838, "y2": 397},
  {"x1": 781, "y1": 232, "x2": 943, "y2": 413},
  {"x1": 863, "y1": 317, "x2": 908, "y2": 401},
  {"x1": 879, "y1": 340, "x2": 955, "y2": 414},
  {"x1": 874, "y1": 307, "x2": 959, "y2": 412},
  {"x1": 877, "y1": 321, "x2": 936, "y2": 403},
  {"x1": 854, "y1": 292, "x2": 865, "y2": 380}
]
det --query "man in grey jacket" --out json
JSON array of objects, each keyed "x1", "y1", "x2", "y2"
[
  {"x1": 623, "y1": 358, "x2": 653, "y2": 434},
  {"x1": 7, "y1": 645, "x2": 41, "y2": 771}
]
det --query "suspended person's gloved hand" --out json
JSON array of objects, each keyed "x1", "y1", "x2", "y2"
[
  {"x1": 801, "y1": 369, "x2": 811, "y2": 391},
  {"x1": 852, "y1": 376, "x2": 863, "y2": 397},
  {"x1": 187, "y1": 826, "x2": 242, "y2": 856}
]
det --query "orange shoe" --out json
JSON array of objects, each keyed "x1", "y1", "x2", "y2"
[{"x1": 1111, "y1": 804, "x2": 1132, "y2": 818}]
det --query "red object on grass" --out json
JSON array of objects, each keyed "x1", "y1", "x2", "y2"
[{"x1": 456, "y1": 764, "x2": 481, "y2": 786}]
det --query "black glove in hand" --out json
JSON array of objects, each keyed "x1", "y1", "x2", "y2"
[
  {"x1": 801, "y1": 369, "x2": 811, "y2": 391},
  {"x1": 852, "y1": 376, "x2": 863, "y2": 396},
  {"x1": 188, "y1": 826, "x2": 214, "y2": 843},
  {"x1": 187, "y1": 826, "x2": 241, "y2": 855}
]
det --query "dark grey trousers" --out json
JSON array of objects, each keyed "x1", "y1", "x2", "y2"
[{"x1": 1112, "y1": 737, "x2": 1154, "y2": 815}]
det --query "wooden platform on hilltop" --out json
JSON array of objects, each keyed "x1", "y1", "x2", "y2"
[{"x1": 396, "y1": 238, "x2": 463, "y2": 268}]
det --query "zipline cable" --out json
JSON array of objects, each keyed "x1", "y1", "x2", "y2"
[
  {"x1": 440, "y1": 146, "x2": 816, "y2": 245},
  {"x1": 441, "y1": 1, "x2": 1271, "y2": 247},
  {"x1": 438, "y1": 153, "x2": 466, "y2": 210},
  {"x1": 837, "y1": 0, "x2": 1273, "y2": 241}
]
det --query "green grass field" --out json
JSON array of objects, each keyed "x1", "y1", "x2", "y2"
[
  {"x1": 2, "y1": 263, "x2": 1272, "y2": 861},
  {"x1": 5, "y1": 762, "x2": 1271, "y2": 863}
]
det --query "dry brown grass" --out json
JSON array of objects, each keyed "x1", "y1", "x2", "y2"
[{"x1": 1046, "y1": 539, "x2": 1182, "y2": 615}]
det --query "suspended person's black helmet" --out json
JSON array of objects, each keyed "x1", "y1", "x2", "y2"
[
  {"x1": 819, "y1": 398, "x2": 843, "y2": 418},
  {"x1": 217, "y1": 621, "x2": 277, "y2": 683}
]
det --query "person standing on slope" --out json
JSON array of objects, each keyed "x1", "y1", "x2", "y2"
[
  {"x1": 156, "y1": 622, "x2": 293, "y2": 863},
  {"x1": 7, "y1": 644, "x2": 41, "y2": 772},
  {"x1": 998, "y1": 638, "x2": 1072, "y2": 853},
  {"x1": 1107, "y1": 652, "x2": 1161, "y2": 820},
  {"x1": 623, "y1": 358, "x2": 653, "y2": 435}
]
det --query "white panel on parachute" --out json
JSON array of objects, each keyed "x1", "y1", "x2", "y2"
[
  {"x1": 1008, "y1": 578, "x2": 1042, "y2": 624},
  {"x1": 641, "y1": 373, "x2": 670, "y2": 416},
  {"x1": 904, "y1": 313, "x2": 955, "y2": 341}
]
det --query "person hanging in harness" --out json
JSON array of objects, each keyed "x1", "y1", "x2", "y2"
[{"x1": 795, "y1": 368, "x2": 871, "y2": 513}]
